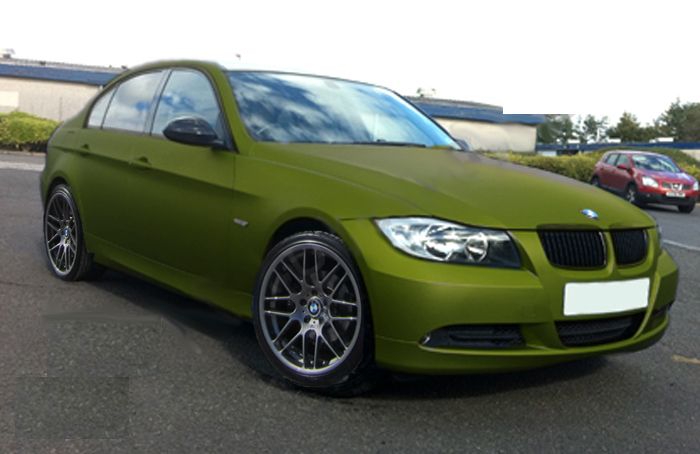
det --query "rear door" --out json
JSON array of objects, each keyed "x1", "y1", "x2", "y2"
[
  {"x1": 598, "y1": 153, "x2": 618, "y2": 188},
  {"x1": 126, "y1": 68, "x2": 237, "y2": 296},
  {"x1": 76, "y1": 70, "x2": 166, "y2": 252}
]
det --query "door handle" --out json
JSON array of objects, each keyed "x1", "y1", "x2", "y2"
[{"x1": 129, "y1": 156, "x2": 152, "y2": 170}]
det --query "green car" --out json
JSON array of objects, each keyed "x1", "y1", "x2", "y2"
[{"x1": 41, "y1": 60, "x2": 678, "y2": 394}]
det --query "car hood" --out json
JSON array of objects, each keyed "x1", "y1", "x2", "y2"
[
  {"x1": 642, "y1": 170, "x2": 696, "y2": 184},
  {"x1": 254, "y1": 143, "x2": 656, "y2": 230}
]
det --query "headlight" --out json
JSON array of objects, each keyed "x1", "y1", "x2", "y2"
[
  {"x1": 375, "y1": 217, "x2": 520, "y2": 267},
  {"x1": 693, "y1": 180, "x2": 699, "y2": 191},
  {"x1": 641, "y1": 176, "x2": 658, "y2": 188}
]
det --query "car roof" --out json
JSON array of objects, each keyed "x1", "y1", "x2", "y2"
[
  {"x1": 114, "y1": 60, "x2": 386, "y2": 92},
  {"x1": 226, "y1": 68, "x2": 380, "y2": 88},
  {"x1": 607, "y1": 150, "x2": 668, "y2": 158}
]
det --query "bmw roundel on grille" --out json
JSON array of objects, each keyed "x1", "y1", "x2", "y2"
[{"x1": 581, "y1": 209, "x2": 599, "y2": 220}]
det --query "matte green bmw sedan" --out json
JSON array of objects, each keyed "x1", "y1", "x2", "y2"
[{"x1": 41, "y1": 60, "x2": 678, "y2": 394}]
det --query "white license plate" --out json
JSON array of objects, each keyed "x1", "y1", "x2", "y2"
[
  {"x1": 563, "y1": 278, "x2": 650, "y2": 316},
  {"x1": 667, "y1": 191, "x2": 686, "y2": 198}
]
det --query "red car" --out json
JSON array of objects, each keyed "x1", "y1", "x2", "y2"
[{"x1": 591, "y1": 150, "x2": 699, "y2": 213}]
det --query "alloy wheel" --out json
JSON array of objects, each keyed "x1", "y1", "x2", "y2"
[
  {"x1": 258, "y1": 242, "x2": 362, "y2": 375},
  {"x1": 44, "y1": 191, "x2": 78, "y2": 276}
]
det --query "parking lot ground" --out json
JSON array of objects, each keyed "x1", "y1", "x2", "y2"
[{"x1": 1, "y1": 154, "x2": 699, "y2": 452}]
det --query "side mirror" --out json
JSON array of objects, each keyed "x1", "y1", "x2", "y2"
[{"x1": 163, "y1": 117, "x2": 224, "y2": 148}]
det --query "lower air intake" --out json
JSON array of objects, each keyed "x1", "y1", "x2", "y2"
[
  {"x1": 556, "y1": 313, "x2": 644, "y2": 347},
  {"x1": 422, "y1": 324, "x2": 524, "y2": 349}
]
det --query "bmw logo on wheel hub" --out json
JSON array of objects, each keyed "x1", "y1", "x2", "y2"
[{"x1": 307, "y1": 297, "x2": 322, "y2": 317}]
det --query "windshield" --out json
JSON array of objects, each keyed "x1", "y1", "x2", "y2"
[
  {"x1": 631, "y1": 154, "x2": 681, "y2": 173},
  {"x1": 228, "y1": 72, "x2": 459, "y2": 149}
]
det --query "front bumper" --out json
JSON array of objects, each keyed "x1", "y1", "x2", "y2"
[
  {"x1": 341, "y1": 220, "x2": 678, "y2": 374},
  {"x1": 638, "y1": 188, "x2": 699, "y2": 206}
]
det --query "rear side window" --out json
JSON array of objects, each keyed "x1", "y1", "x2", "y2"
[
  {"x1": 604, "y1": 154, "x2": 618, "y2": 165},
  {"x1": 103, "y1": 71, "x2": 164, "y2": 133},
  {"x1": 151, "y1": 69, "x2": 224, "y2": 138},
  {"x1": 87, "y1": 88, "x2": 115, "y2": 128}
]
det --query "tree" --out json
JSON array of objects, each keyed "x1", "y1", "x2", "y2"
[
  {"x1": 536, "y1": 116, "x2": 558, "y2": 144},
  {"x1": 658, "y1": 100, "x2": 700, "y2": 141},
  {"x1": 607, "y1": 112, "x2": 658, "y2": 142},
  {"x1": 537, "y1": 114, "x2": 576, "y2": 144},
  {"x1": 558, "y1": 115, "x2": 575, "y2": 143},
  {"x1": 682, "y1": 104, "x2": 700, "y2": 141},
  {"x1": 579, "y1": 115, "x2": 609, "y2": 143}
]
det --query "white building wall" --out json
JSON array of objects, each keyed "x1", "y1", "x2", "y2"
[
  {"x1": 681, "y1": 149, "x2": 700, "y2": 161},
  {"x1": 0, "y1": 77, "x2": 99, "y2": 121},
  {"x1": 435, "y1": 117, "x2": 538, "y2": 152}
]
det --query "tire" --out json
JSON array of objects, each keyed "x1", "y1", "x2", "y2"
[
  {"x1": 590, "y1": 176, "x2": 600, "y2": 187},
  {"x1": 625, "y1": 184, "x2": 642, "y2": 206},
  {"x1": 252, "y1": 231, "x2": 378, "y2": 396},
  {"x1": 678, "y1": 203, "x2": 695, "y2": 214},
  {"x1": 43, "y1": 184, "x2": 103, "y2": 281}
]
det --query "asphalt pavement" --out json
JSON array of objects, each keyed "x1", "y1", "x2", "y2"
[{"x1": 1, "y1": 153, "x2": 698, "y2": 453}]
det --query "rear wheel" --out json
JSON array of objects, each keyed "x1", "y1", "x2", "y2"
[
  {"x1": 678, "y1": 203, "x2": 695, "y2": 214},
  {"x1": 43, "y1": 184, "x2": 103, "y2": 281},
  {"x1": 590, "y1": 176, "x2": 600, "y2": 187},
  {"x1": 252, "y1": 231, "x2": 377, "y2": 395}
]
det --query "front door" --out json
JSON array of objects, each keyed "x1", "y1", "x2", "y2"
[
  {"x1": 126, "y1": 69, "x2": 237, "y2": 298},
  {"x1": 610, "y1": 154, "x2": 633, "y2": 192},
  {"x1": 598, "y1": 153, "x2": 618, "y2": 188}
]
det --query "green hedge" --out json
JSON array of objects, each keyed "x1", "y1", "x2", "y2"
[
  {"x1": 487, "y1": 148, "x2": 700, "y2": 183},
  {"x1": 0, "y1": 112, "x2": 59, "y2": 152}
]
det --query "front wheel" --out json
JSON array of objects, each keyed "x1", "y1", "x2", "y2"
[
  {"x1": 625, "y1": 184, "x2": 642, "y2": 206},
  {"x1": 252, "y1": 231, "x2": 376, "y2": 395},
  {"x1": 678, "y1": 203, "x2": 695, "y2": 214}
]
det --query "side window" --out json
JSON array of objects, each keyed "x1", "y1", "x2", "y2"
[
  {"x1": 617, "y1": 155, "x2": 631, "y2": 167},
  {"x1": 103, "y1": 71, "x2": 164, "y2": 133},
  {"x1": 151, "y1": 69, "x2": 224, "y2": 138},
  {"x1": 604, "y1": 154, "x2": 618, "y2": 165},
  {"x1": 87, "y1": 87, "x2": 115, "y2": 128}
]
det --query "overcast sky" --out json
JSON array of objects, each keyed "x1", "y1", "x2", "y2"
[{"x1": 3, "y1": 0, "x2": 697, "y2": 124}]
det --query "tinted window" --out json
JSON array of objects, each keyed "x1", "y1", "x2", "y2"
[
  {"x1": 103, "y1": 71, "x2": 164, "y2": 132},
  {"x1": 87, "y1": 88, "x2": 115, "y2": 128},
  {"x1": 228, "y1": 72, "x2": 459, "y2": 149},
  {"x1": 152, "y1": 70, "x2": 223, "y2": 138}
]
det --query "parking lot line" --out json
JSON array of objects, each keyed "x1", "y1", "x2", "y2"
[
  {"x1": 663, "y1": 240, "x2": 700, "y2": 253},
  {"x1": 672, "y1": 354, "x2": 700, "y2": 366}
]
